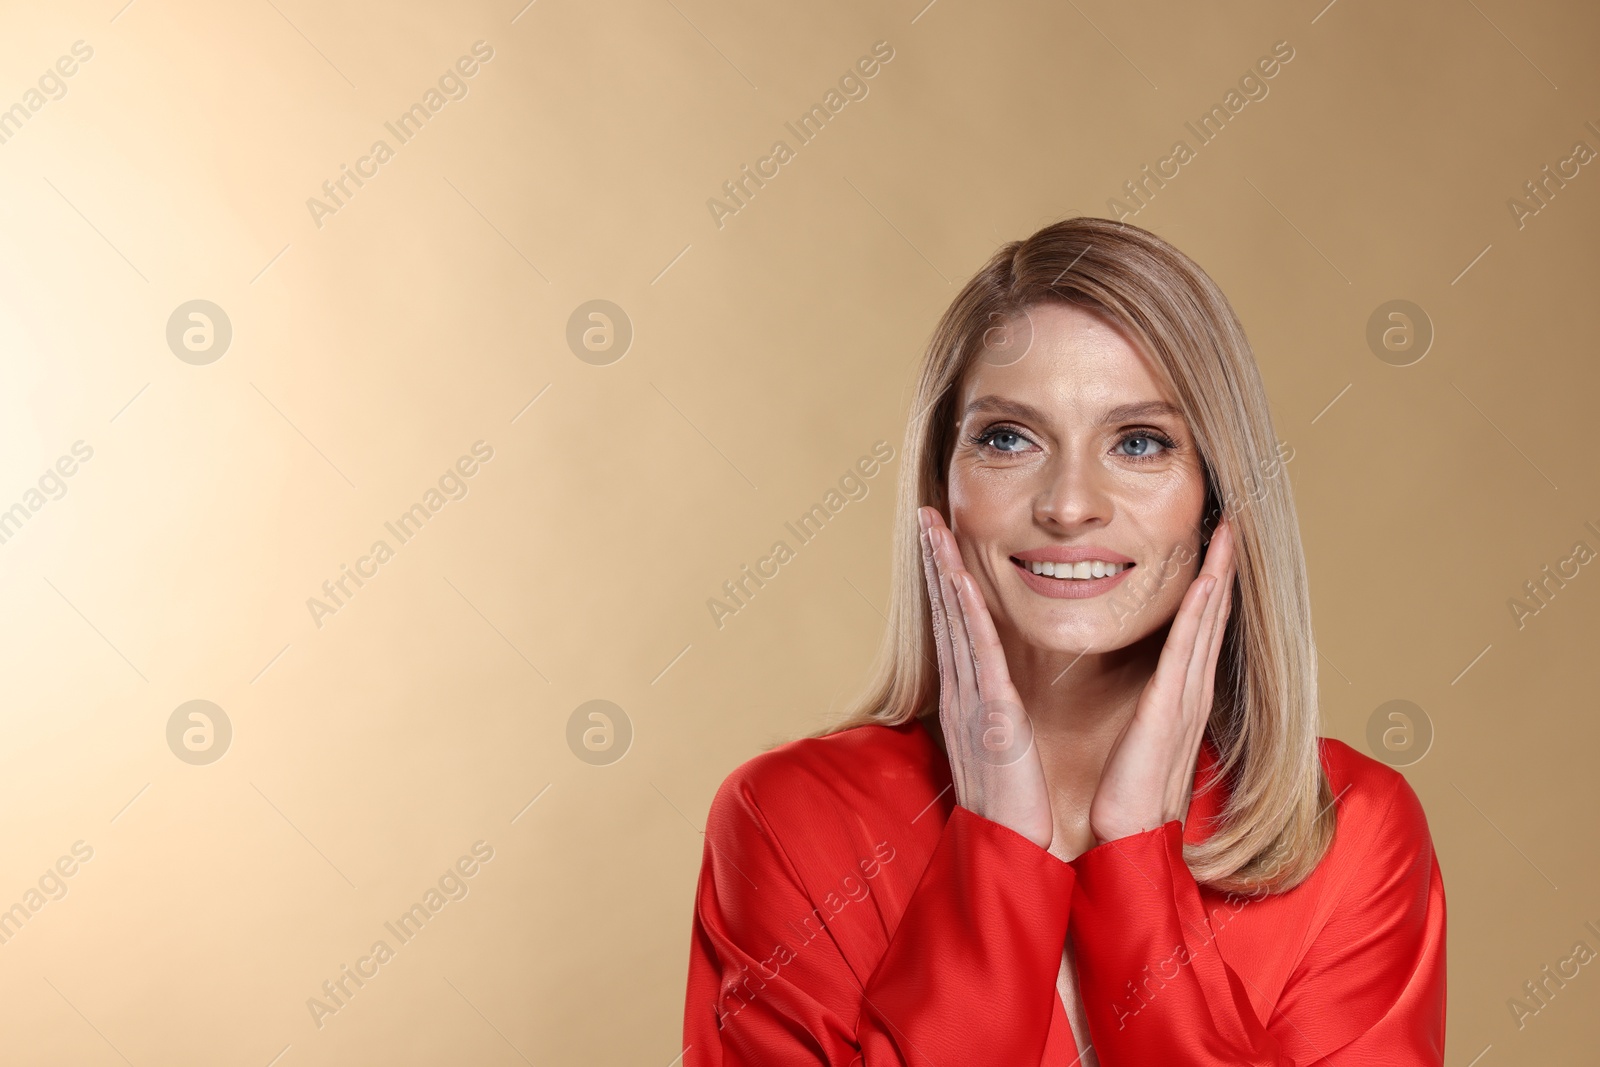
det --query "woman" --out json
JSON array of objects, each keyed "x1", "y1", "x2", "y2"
[{"x1": 681, "y1": 217, "x2": 1446, "y2": 1065}]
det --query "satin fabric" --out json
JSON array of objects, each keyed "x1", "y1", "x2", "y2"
[{"x1": 682, "y1": 718, "x2": 1446, "y2": 1065}]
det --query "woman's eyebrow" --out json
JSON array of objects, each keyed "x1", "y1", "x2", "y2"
[
  {"x1": 1100, "y1": 399, "x2": 1186, "y2": 422},
  {"x1": 963, "y1": 395, "x2": 1046, "y2": 423},
  {"x1": 962, "y1": 395, "x2": 1185, "y2": 424}
]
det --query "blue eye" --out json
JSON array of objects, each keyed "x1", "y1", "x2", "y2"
[
  {"x1": 985, "y1": 428, "x2": 1024, "y2": 451},
  {"x1": 1117, "y1": 432, "x2": 1174, "y2": 459},
  {"x1": 974, "y1": 427, "x2": 1031, "y2": 453},
  {"x1": 966, "y1": 424, "x2": 1179, "y2": 462}
]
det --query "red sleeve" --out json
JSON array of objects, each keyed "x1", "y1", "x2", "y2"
[
  {"x1": 684, "y1": 769, "x2": 1077, "y2": 1067},
  {"x1": 1067, "y1": 771, "x2": 1446, "y2": 1065}
]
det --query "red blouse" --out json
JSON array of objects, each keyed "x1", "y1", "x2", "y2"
[{"x1": 682, "y1": 717, "x2": 1446, "y2": 1065}]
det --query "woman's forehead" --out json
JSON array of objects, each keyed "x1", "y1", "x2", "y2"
[{"x1": 963, "y1": 313, "x2": 1173, "y2": 414}]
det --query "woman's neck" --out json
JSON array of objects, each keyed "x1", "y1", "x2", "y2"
[
  {"x1": 913, "y1": 627, "x2": 1166, "y2": 806},
  {"x1": 1005, "y1": 631, "x2": 1159, "y2": 743},
  {"x1": 1012, "y1": 631, "x2": 1165, "y2": 830}
]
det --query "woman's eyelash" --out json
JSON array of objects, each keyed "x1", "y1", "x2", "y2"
[
  {"x1": 965, "y1": 424, "x2": 1178, "y2": 461},
  {"x1": 964, "y1": 425, "x2": 1027, "y2": 451},
  {"x1": 1115, "y1": 428, "x2": 1178, "y2": 460}
]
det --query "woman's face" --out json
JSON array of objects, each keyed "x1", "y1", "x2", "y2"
[{"x1": 940, "y1": 301, "x2": 1210, "y2": 656}]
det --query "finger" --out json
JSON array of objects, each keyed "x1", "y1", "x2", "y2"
[
  {"x1": 926, "y1": 523, "x2": 982, "y2": 714},
  {"x1": 942, "y1": 564, "x2": 980, "y2": 716},
  {"x1": 919, "y1": 516, "x2": 958, "y2": 717},
  {"x1": 955, "y1": 571, "x2": 1033, "y2": 763},
  {"x1": 921, "y1": 515, "x2": 953, "y2": 716},
  {"x1": 929, "y1": 522, "x2": 977, "y2": 719},
  {"x1": 1149, "y1": 573, "x2": 1217, "y2": 716},
  {"x1": 1200, "y1": 515, "x2": 1235, "y2": 583},
  {"x1": 1198, "y1": 568, "x2": 1234, "y2": 715},
  {"x1": 953, "y1": 570, "x2": 1010, "y2": 703},
  {"x1": 1153, "y1": 577, "x2": 1218, "y2": 813},
  {"x1": 1193, "y1": 531, "x2": 1237, "y2": 702},
  {"x1": 1184, "y1": 573, "x2": 1226, "y2": 708},
  {"x1": 918, "y1": 511, "x2": 947, "y2": 642},
  {"x1": 1197, "y1": 591, "x2": 1226, "y2": 718},
  {"x1": 1173, "y1": 580, "x2": 1228, "y2": 805},
  {"x1": 1167, "y1": 572, "x2": 1216, "y2": 660},
  {"x1": 1173, "y1": 544, "x2": 1233, "y2": 806}
]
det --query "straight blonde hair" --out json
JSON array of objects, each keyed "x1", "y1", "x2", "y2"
[{"x1": 814, "y1": 216, "x2": 1333, "y2": 894}]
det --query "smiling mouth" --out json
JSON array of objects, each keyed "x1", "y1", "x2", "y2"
[{"x1": 1009, "y1": 557, "x2": 1135, "y2": 581}]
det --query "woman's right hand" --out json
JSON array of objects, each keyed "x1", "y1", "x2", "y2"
[{"x1": 919, "y1": 506, "x2": 1055, "y2": 850}]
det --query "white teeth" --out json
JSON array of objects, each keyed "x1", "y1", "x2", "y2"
[{"x1": 1025, "y1": 559, "x2": 1128, "y2": 579}]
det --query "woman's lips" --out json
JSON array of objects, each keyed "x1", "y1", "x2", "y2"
[{"x1": 1009, "y1": 556, "x2": 1135, "y2": 599}]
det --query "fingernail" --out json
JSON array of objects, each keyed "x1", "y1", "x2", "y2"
[{"x1": 916, "y1": 507, "x2": 931, "y2": 532}]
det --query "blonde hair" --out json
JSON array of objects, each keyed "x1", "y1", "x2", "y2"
[{"x1": 814, "y1": 216, "x2": 1333, "y2": 894}]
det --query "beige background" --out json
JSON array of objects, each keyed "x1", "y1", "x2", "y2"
[{"x1": 0, "y1": 0, "x2": 1596, "y2": 1062}]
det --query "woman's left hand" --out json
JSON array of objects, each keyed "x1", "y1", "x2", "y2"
[{"x1": 1087, "y1": 515, "x2": 1237, "y2": 846}]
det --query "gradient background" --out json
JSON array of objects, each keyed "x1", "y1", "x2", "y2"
[{"x1": 1, "y1": 0, "x2": 1596, "y2": 1063}]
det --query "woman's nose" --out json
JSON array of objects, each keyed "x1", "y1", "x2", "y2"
[{"x1": 1033, "y1": 449, "x2": 1113, "y2": 529}]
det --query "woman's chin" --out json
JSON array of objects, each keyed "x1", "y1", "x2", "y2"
[
  {"x1": 1006, "y1": 611, "x2": 1160, "y2": 658},
  {"x1": 1009, "y1": 621, "x2": 1114, "y2": 655}
]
